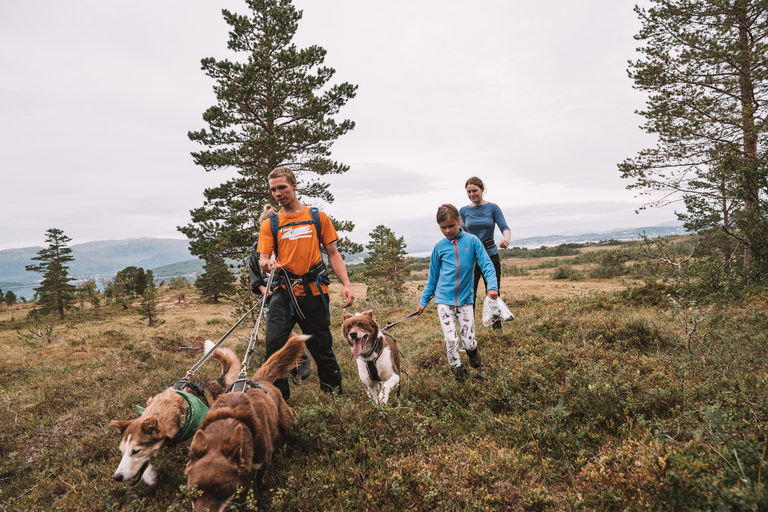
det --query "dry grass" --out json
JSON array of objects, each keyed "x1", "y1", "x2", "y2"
[{"x1": 1, "y1": 264, "x2": 766, "y2": 511}]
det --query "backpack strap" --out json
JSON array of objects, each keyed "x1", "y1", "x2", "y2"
[{"x1": 270, "y1": 206, "x2": 322, "y2": 259}]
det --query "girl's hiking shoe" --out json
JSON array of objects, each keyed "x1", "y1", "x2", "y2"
[
  {"x1": 453, "y1": 365, "x2": 466, "y2": 382},
  {"x1": 467, "y1": 348, "x2": 482, "y2": 368}
]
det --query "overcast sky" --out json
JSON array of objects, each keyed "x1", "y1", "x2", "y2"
[{"x1": 0, "y1": 0, "x2": 672, "y2": 253}]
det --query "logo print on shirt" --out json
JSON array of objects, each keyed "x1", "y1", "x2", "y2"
[{"x1": 280, "y1": 225, "x2": 313, "y2": 241}]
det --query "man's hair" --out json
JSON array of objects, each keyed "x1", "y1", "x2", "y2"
[
  {"x1": 436, "y1": 204, "x2": 460, "y2": 224},
  {"x1": 268, "y1": 166, "x2": 297, "y2": 186},
  {"x1": 465, "y1": 176, "x2": 485, "y2": 191}
]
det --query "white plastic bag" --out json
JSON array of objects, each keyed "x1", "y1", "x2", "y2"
[{"x1": 482, "y1": 296, "x2": 515, "y2": 326}]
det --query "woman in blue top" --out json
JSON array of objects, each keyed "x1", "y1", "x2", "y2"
[
  {"x1": 417, "y1": 204, "x2": 498, "y2": 382},
  {"x1": 459, "y1": 176, "x2": 511, "y2": 331}
]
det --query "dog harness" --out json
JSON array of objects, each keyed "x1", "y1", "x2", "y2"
[
  {"x1": 134, "y1": 390, "x2": 210, "y2": 447},
  {"x1": 361, "y1": 332, "x2": 396, "y2": 382},
  {"x1": 228, "y1": 377, "x2": 268, "y2": 395}
]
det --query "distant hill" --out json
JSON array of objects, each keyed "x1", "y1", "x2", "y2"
[
  {"x1": 508, "y1": 224, "x2": 689, "y2": 248},
  {"x1": 0, "y1": 226, "x2": 689, "y2": 289},
  {"x1": 0, "y1": 238, "x2": 193, "y2": 287}
]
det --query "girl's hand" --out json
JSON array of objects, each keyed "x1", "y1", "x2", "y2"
[
  {"x1": 487, "y1": 290, "x2": 499, "y2": 300},
  {"x1": 416, "y1": 305, "x2": 425, "y2": 315}
]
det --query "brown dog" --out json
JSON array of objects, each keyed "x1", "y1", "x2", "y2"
[
  {"x1": 184, "y1": 334, "x2": 308, "y2": 512},
  {"x1": 109, "y1": 340, "x2": 241, "y2": 486},
  {"x1": 342, "y1": 310, "x2": 401, "y2": 404}
]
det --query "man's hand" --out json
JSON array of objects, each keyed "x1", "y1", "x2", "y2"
[
  {"x1": 341, "y1": 283, "x2": 355, "y2": 308},
  {"x1": 487, "y1": 290, "x2": 499, "y2": 300}
]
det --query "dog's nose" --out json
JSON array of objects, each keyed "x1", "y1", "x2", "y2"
[{"x1": 113, "y1": 473, "x2": 123, "y2": 482}]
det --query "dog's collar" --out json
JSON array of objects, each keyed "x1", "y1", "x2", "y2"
[
  {"x1": 360, "y1": 334, "x2": 382, "y2": 359},
  {"x1": 167, "y1": 390, "x2": 210, "y2": 447}
]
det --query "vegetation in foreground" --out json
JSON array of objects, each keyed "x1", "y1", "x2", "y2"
[{"x1": 0, "y1": 262, "x2": 766, "y2": 511}]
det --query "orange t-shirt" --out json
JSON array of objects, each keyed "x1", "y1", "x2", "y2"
[{"x1": 256, "y1": 206, "x2": 338, "y2": 296}]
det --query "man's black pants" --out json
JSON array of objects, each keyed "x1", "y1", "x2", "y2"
[{"x1": 264, "y1": 288, "x2": 342, "y2": 400}]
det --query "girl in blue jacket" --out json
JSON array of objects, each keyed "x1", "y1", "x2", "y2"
[{"x1": 417, "y1": 204, "x2": 499, "y2": 381}]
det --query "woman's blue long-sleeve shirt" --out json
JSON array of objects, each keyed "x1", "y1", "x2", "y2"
[
  {"x1": 419, "y1": 230, "x2": 498, "y2": 307},
  {"x1": 459, "y1": 202, "x2": 510, "y2": 257}
]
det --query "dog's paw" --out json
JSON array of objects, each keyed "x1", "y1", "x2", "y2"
[{"x1": 142, "y1": 464, "x2": 158, "y2": 486}]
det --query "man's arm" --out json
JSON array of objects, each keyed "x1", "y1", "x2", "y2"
[{"x1": 324, "y1": 240, "x2": 354, "y2": 308}]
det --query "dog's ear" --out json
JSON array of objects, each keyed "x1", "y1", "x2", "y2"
[
  {"x1": 140, "y1": 417, "x2": 162, "y2": 438},
  {"x1": 108, "y1": 419, "x2": 132, "y2": 434},
  {"x1": 222, "y1": 424, "x2": 244, "y2": 462},
  {"x1": 190, "y1": 430, "x2": 209, "y2": 460},
  {"x1": 342, "y1": 310, "x2": 352, "y2": 320},
  {"x1": 362, "y1": 310, "x2": 374, "y2": 319}
]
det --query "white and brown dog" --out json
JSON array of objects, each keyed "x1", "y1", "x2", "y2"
[
  {"x1": 342, "y1": 310, "x2": 401, "y2": 404},
  {"x1": 184, "y1": 333, "x2": 308, "y2": 512},
  {"x1": 108, "y1": 340, "x2": 240, "y2": 486}
]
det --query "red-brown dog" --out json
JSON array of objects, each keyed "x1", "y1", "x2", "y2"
[
  {"x1": 184, "y1": 334, "x2": 308, "y2": 512},
  {"x1": 342, "y1": 310, "x2": 401, "y2": 404}
]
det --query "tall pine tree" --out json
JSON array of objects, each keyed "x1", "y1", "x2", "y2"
[
  {"x1": 25, "y1": 228, "x2": 77, "y2": 320},
  {"x1": 179, "y1": 0, "x2": 360, "y2": 261},
  {"x1": 620, "y1": 0, "x2": 768, "y2": 281}
]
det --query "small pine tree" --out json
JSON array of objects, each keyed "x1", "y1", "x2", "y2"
[
  {"x1": 362, "y1": 225, "x2": 414, "y2": 305},
  {"x1": 195, "y1": 256, "x2": 237, "y2": 304},
  {"x1": 139, "y1": 271, "x2": 163, "y2": 326},
  {"x1": 25, "y1": 228, "x2": 77, "y2": 320},
  {"x1": 4, "y1": 290, "x2": 16, "y2": 307}
]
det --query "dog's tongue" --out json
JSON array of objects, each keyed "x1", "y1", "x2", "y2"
[{"x1": 352, "y1": 340, "x2": 364, "y2": 357}]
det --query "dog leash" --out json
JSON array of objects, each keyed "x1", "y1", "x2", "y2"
[
  {"x1": 229, "y1": 267, "x2": 275, "y2": 393},
  {"x1": 170, "y1": 294, "x2": 265, "y2": 392},
  {"x1": 382, "y1": 310, "x2": 420, "y2": 332}
]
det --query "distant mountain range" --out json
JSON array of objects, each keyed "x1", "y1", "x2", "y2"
[
  {"x1": 0, "y1": 224, "x2": 688, "y2": 289},
  {"x1": 0, "y1": 238, "x2": 196, "y2": 288}
]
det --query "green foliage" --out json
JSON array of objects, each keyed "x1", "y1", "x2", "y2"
[
  {"x1": 362, "y1": 225, "x2": 414, "y2": 305},
  {"x1": 551, "y1": 265, "x2": 584, "y2": 281},
  {"x1": 4, "y1": 290, "x2": 16, "y2": 306},
  {"x1": 194, "y1": 256, "x2": 237, "y2": 304},
  {"x1": 138, "y1": 271, "x2": 163, "y2": 327},
  {"x1": 178, "y1": 0, "x2": 358, "y2": 261},
  {"x1": 168, "y1": 276, "x2": 190, "y2": 290},
  {"x1": 75, "y1": 279, "x2": 100, "y2": 310},
  {"x1": 621, "y1": 0, "x2": 768, "y2": 282},
  {"x1": 24, "y1": 228, "x2": 77, "y2": 320}
]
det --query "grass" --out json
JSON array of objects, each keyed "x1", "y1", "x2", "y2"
[{"x1": 0, "y1": 271, "x2": 767, "y2": 511}]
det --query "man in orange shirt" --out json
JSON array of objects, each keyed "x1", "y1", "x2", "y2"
[{"x1": 257, "y1": 166, "x2": 354, "y2": 400}]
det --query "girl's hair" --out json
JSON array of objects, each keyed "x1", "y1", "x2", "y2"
[
  {"x1": 465, "y1": 176, "x2": 485, "y2": 191},
  {"x1": 258, "y1": 204, "x2": 277, "y2": 225},
  {"x1": 436, "y1": 204, "x2": 461, "y2": 224},
  {"x1": 268, "y1": 166, "x2": 297, "y2": 186}
]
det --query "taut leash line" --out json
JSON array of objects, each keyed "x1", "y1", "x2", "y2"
[
  {"x1": 382, "y1": 311, "x2": 420, "y2": 332},
  {"x1": 170, "y1": 294, "x2": 264, "y2": 390}
]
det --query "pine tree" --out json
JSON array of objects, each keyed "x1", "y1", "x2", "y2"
[
  {"x1": 620, "y1": 0, "x2": 768, "y2": 281},
  {"x1": 362, "y1": 225, "x2": 414, "y2": 305},
  {"x1": 25, "y1": 228, "x2": 77, "y2": 320},
  {"x1": 179, "y1": 0, "x2": 360, "y2": 261},
  {"x1": 195, "y1": 256, "x2": 238, "y2": 304},
  {"x1": 139, "y1": 271, "x2": 163, "y2": 327},
  {"x1": 4, "y1": 290, "x2": 16, "y2": 307}
]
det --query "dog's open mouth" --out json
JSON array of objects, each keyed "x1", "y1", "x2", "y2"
[{"x1": 128, "y1": 461, "x2": 149, "y2": 486}]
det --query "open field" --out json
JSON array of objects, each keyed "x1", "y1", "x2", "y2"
[{"x1": 1, "y1": 243, "x2": 767, "y2": 511}]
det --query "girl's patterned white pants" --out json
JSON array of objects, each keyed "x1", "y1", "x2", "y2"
[{"x1": 436, "y1": 304, "x2": 477, "y2": 368}]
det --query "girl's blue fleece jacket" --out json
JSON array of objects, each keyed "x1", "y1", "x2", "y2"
[{"x1": 419, "y1": 230, "x2": 498, "y2": 307}]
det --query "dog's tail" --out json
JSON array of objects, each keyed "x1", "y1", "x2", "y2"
[
  {"x1": 205, "y1": 340, "x2": 242, "y2": 389},
  {"x1": 254, "y1": 334, "x2": 309, "y2": 383}
]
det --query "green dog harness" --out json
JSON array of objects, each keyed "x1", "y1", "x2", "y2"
[{"x1": 135, "y1": 390, "x2": 209, "y2": 446}]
